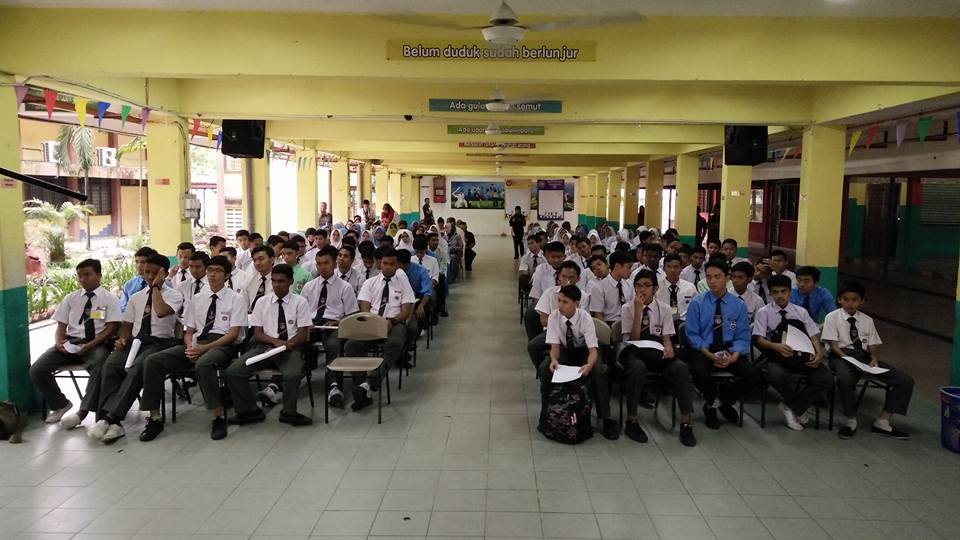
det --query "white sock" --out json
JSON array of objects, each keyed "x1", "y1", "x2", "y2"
[
  {"x1": 873, "y1": 418, "x2": 891, "y2": 431},
  {"x1": 360, "y1": 382, "x2": 371, "y2": 396},
  {"x1": 845, "y1": 417, "x2": 858, "y2": 430}
]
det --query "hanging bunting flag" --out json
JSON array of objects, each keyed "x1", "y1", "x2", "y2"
[
  {"x1": 191, "y1": 118, "x2": 201, "y2": 139},
  {"x1": 141, "y1": 107, "x2": 150, "y2": 132},
  {"x1": 42, "y1": 89, "x2": 57, "y2": 119},
  {"x1": 847, "y1": 130, "x2": 861, "y2": 157},
  {"x1": 96, "y1": 101, "x2": 110, "y2": 128},
  {"x1": 14, "y1": 85, "x2": 28, "y2": 105},
  {"x1": 74, "y1": 97, "x2": 89, "y2": 127},
  {"x1": 120, "y1": 104, "x2": 131, "y2": 129},
  {"x1": 780, "y1": 146, "x2": 794, "y2": 163},
  {"x1": 864, "y1": 125, "x2": 879, "y2": 149},
  {"x1": 206, "y1": 124, "x2": 214, "y2": 145},
  {"x1": 917, "y1": 116, "x2": 932, "y2": 143},
  {"x1": 895, "y1": 122, "x2": 906, "y2": 147},
  {"x1": 216, "y1": 131, "x2": 222, "y2": 150}
]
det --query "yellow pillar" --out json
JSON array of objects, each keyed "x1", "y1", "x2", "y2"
[
  {"x1": 360, "y1": 162, "x2": 373, "y2": 205},
  {"x1": 388, "y1": 171, "x2": 401, "y2": 216},
  {"x1": 796, "y1": 124, "x2": 846, "y2": 294},
  {"x1": 593, "y1": 172, "x2": 609, "y2": 226},
  {"x1": 622, "y1": 164, "x2": 641, "y2": 230},
  {"x1": 675, "y1": 153, "x2": 700, "y2": 245},
  {"x1": 296, "y1": 148, "x2": 318, "y2": 231},
  {"x1": 606, "y1": 169, "x2": 623, "y2": 229},
  {"x1": 719, "y1": 154, "x2": 752, "y2": 257},
  {"x1": 0, "y1": 76, "x2": 32, "y2": 407},
  {"x1": 331, "y1": 160, "x2": 350, "y2": 223},
  {"x1": 577, "y1": 176, "x2": 591, "y2": 226},
  {"x1": 645, "y1": 160, "x2": 664, "y2": 230},
  {"x1": 399, "y1": 174, "x2": 419, "y2": 223},
  {"x1": 147, "y1": 120, "x2": 193, "y2": 254},
  {"x1": 241, "y1": 152, "x2": 270, "y2": 235}
]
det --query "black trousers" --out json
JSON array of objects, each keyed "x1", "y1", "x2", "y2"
[
  {"x1": 465, "y1": 248, "x2": 476, "y2": 271},
  {"x1": 829, "y1": 350, "x2": 914, "y2": 417},
  {"x1": 512, "y1": 234, "x2": 524, "y2": 258},
  {"x1": 764, "y1": 357, "x2": 833, "y2": 416},
  {"x1": 538, "y1": 346, "x2": 610, "y2": 420},
  {"x1": 688, "y1": 350, "x2": 761, "y2": 407},
  {"x1": 619, "y1": 345, "x2": 694, "y2": 417},
  {"x1": 523, "y1": 306, "x2": 544, "y2": 341}
]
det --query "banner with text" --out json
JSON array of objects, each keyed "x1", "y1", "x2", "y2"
[
  {"x1": 431, "y1": 98, "x2": 562, "y2": 113},
  {"x1": 537, "y1": 179, "x2": 566, "y2": 220},
  {"x1": 448, "y1": 124, "x2": 545, "y2": 135},
  {"x1": 387, "y1": 40, "x2": 596, "y2": 62}
]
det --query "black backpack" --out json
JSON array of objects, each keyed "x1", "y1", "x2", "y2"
[{"x1": 538, "y1": 379, "x2": 593, "y2": 444}]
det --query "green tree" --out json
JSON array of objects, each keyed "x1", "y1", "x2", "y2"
[
  {"x1": 56, "y1": 125, "x2": 96, "y2": 249},
  {"x1": 23, "y1": 199, "x2": 93, "y2": 263}
]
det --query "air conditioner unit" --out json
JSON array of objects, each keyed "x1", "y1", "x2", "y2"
[
  {"x1": 41, "y1": 141, "x2": 59, "y2": 163},
  {"x1": 96, "y1": 147, "x2": 117, "y2": 167}
]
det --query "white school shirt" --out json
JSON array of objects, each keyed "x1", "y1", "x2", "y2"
[
  {"x1": 413, "y1": 252, "x2": 441, "y2": 283},
  {"x1": 357, "y1": 265, "x2": 381, "y2": 290},
  {"x1": 545, "y1": 308, "x2": 598, "y2": 349},
  {"x1": 234, "y1": 248, "x2": 252, "y2": 271},
  {"x1": 821, "y1": 308, "x2": 882, "y2": 351},
  {"x1": 249, "y1": 291, "x2": 313, "y2": 340},
  {"x1": 534, "y1": 285, "x2": 591, "y2": 316},
  {"x1": 620, "y1": 298, "x2": 676, "y2": 340},
  {"x1": 565, "y1": 253, "x2": 591, "y2": 272},
  {"x1": 169, "y1": 265, "x2": 191, "y2": 287},
  {"x1": 335, "y1": 266, "x2": 362, "y2": 294},
  {"x1": 588, "y1": 274, "x2": 634, "y2": 322},
  {"x1": 733, "y1": 288, "x2": 766, "y2": 324},
  {"x1": 629, "y1": 264, "x2": 665, "y2": 281},
  {"x1": 752, "y1": 302, "x2": 819, "y2": 339},
  {"x1": 184, "y1": 286, "x2": 248, "y2": 343},
  {"x1": 301, "y1": 274, "x2": 359, "y2": 321},
  {"x1": 123, "y1": 286, "x2": 184, "y2": 340},
  {"x1": 771, "y1": 269, "x2": 798, "y2": 289},
  {"x1": 244, "y1": 270, "x2": 274, "y2": 312},
  {"x1": 656, "y1": 278, "x2": 697, "y2": 321},
  {"x1": 226, "y1": 268, "x2": 249, "y2": 298},
  {"x1": 53, "y1": 286, "x2": 121, "y2": 340},
  {"x1": 529, "y1": 264, "x2": 560, "y2": 300},
  {"x1": 176, "y1": 274, "x2": 208, "y2": 300},
  {"x1": 748, "y1": 278, "x2": 770, "y2": 302},
  {"x1": 518, "y1": 250, "x2": 544, "y2": 274},
  {"x1": 300, "y1": 247, "x2": 319, "y2": 268},
  {"x1": 357, "y1": 270, "x2": 416, "y2": 320},
  {"x1": 680, "y1": 264, "x2": 705, "y2": 287}
]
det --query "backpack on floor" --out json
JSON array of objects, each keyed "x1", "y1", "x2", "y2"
[
  {"x1": 0, "y1": 401, "x2": 25, "y2": 444},
  {"x1": 539, "y1": 380, "x2": 593, "y2": 444}
]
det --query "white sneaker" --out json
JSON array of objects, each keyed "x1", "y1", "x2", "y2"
[
  {"x1": 778, "y1": 402, "x2": 804, "y2": 431},
  {"x1": 45, "y1": 401, "x2": 72, "y2": 424},
  {"x1": 88, "y1": 419, "x2": 110, "y2": 440},
  {"x1": 797, "y1": 411, "x2": 811, "y2": 426},
  {"x1": 59, "y1": 413, "x2": 82, "y2": 430},
  {"x1": 101, "y1": 424, "x2": 125, "y2": 444},
  {"x1": 256, "y1": 384, "x2": 281, "y2": 406}
]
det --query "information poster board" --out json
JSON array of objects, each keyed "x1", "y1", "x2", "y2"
[{"x1": 537, "y1": 179, "x2": 565, "y2": 220}]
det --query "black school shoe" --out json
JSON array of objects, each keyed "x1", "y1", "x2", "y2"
[
  {"x1": 228, "y1": 407, "x2": 266, "y2": 425},
  {"x1": 624, "y1": 420, "x2": 648, "y2": 443},
  {"x1": 679, "y1": 423, "x2": 697, "y2": 447},
  {"x1": 279, "y1": 412, "x2": 313, "y2": 426},
  {"x1": 871, "y1": 426, "x2": 910, "y2": 440},
  {"x1": 351, "y1": 390, "x2": 373, "y2": 411},
  {"x1": 718, "y1": 404, "x2": 740, "y2": 424},
  {"x1": 703, "y1": 404, "x2": 721, "y2": 430},
  {"x1": 139, "y1": 418, "x2": 164, "y2": 442},
  {"x1": 602, "y1": 419, "x2": 620, "y2": 440},
  {"x1": 210, "y1": 416, "x2": 228, "y2": 440},
  {"x1": 838, "y1": 426, "x2": 857, "y2": 439}
]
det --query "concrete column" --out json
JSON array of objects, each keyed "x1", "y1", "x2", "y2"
[
  {"x1": 388, "y1": 172, "x2": 401, "y2": 217},
  {"x1": 331, "y1": 160, "x2": 350, "y2": 223},
  {"x1": 675, "y1": 153, "x2": 699, "y2": 245},
  {"x1": 577, "y1": 176, "x2": 591, "y2": 226},
  {"x1": 0, "y1": 76, "x2": 32, "y2": 407},
  {"x1": 360, "y1": 162, "x2": 373, "y2": 204},
  {"x1": 606, "y1": 169, "x2": 622, "y2": 230},
  {"x1": 296, "y1": 148, "x2": 318, "y2": 231},
  {"x1": 796, "y1": 124, "x2": 845, "y2": 294},
  {"x1": 719, "y1": 157, "x2": 752, "y2": 258},
  {"x1": 399, "y1": 174, "x2": 419, "y2": 223},
  {"x1": 622, "y1": 164, "x2": 641, "y2": 230},
  {"x1": 147, "y1": 120, "x2": 193, "y2": 253},
  {"x1": 593, "y1": 172, "x2": 609, "y2": 226},
  {"x1": 242, "y1": 152, "x2": 270, "y2": 235},
  {"x1": 645, "y1": 160, "x2": 664, "y2": 230}
]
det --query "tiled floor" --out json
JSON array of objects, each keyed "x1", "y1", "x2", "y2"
[{"x1": 7, "y1": 237, "x2": 960, "y2": 539}]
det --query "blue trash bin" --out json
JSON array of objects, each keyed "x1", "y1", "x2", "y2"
[{"x1": 942, "y1": 387, "x2": 960, "y2": 454}]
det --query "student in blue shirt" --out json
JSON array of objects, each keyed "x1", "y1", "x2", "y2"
[
  {"x1": 396, "y1": 249, "x2": 430, "y2": 369},
  {"x1": 790, "y1": 266, "x2": 835, "y2": 322},
  {"x1": 686, "y1": 259, "x2": 760, "y2": 429},
  {"x1": 119, "y1": 247, "x2": 158, "y2": 312}
]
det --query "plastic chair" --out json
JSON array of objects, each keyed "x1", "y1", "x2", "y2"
[{"x1": 327, "y1": 312, "x2": 392, "y2": 424}]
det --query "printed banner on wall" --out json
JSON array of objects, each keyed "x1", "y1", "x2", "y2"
[
  {"x1": 529, "y1": 180, "x2": 574, "y2": 212},
  {"x1": 387, "y1": 40, "x2": 596, "y2": 62},
  {"x1": 431, "y1": 99, "x2": 562, "y2": 113},
  {"x1": 450, "y1": 180, "x2": 505, "y2": 210},
  {"x1": 537, "y1": 179, "x2": 566, "y2": 220}
]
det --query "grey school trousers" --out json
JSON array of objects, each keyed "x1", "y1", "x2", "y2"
[
  {"x1": 31, "y1": 344, "x2": 110, "y2": 412},
  {"x1": 100, "y1": 338, "x2": 177, "y2": 420},
  {"x1": 619, "y1": 345, "x2": 694, "y2": 418},
  {"x1": 829, "y1": 351, "x2": 914, "y2": 417},
  {"x1": 140, "y1": 338, "x2": 237, "y2": 412},
  {"x1": 225, "y1": 345, "x2": 304, "y2": 415}
]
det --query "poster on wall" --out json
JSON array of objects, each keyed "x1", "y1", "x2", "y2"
[
  {"x1": 450, "y1": 180, "x2": 505, "y2": 210},
  {"x1": 530, "y1": 179, "x2": 575, "y2": 212},
  {"x1": 537, "y1": 179, "x2": 565, "y2": 220}
]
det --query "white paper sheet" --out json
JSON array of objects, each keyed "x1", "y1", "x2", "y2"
[
  {"x1": 784, "y1": 325, "x2": 815, "y2": 355},
  {"x1": 244, "y1": 345, "x2": 287, "y2": 366},
  {"x1": 63, "y1": 342, "x2": 82, "y2": 354},
  {"x1": 124, "y1": 338, "x2": 142, "y2": 369},
  {"x1": 551, "y1": 364, "x2": 582, "y2": 383},
  {"x1": 314, "y1": 325, "x2": 339, "y2": 331},
  {"x1": 624, "y1": 340, "x2": 664, "y2": 351},
  {"x1": 842, "y1": 355, "x2": 890, "y2": 375}
]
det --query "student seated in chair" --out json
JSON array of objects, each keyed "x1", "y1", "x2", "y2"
[
  {"x1": 790, "y1": 266, "x2": 834, "y2": 323},
  {"x1": 244, "y1": 246, "x2": 275, "y2": 312},
  {"x1": 33, "y1": 259, "x2": 121, "y2": 426},
  {"x1": 281, "y1": 240, "x2": 313, "y2": 295},
  {"x1": 527, "y1": 261, "x2": 591, "y2": 370},
  {"x1": 396, "y1": 248, "x2": 430, "y2": 369},
  {"x1": 686, "y1": 259, "x2": 759, "y2": 429},
  {"x1": 222, "y1": 247, "x2": 250, "y2": 298},
  {"x1": 225, "y1": 264, "x2": 314, "y2": 427},
  {"x1": 657, "y1": 254, "x2": 697, "y2": 327},
  {"x1": 119, "y1": 247, "x2": 158, "y2": 313},
  {"x1": 137, "y1": 255, "x2": 248, "y2": 442},
  {"x1": 720, "y1": 238, "x2": 748, "y2": 266},
  {"x1": 589, "y1": 251, "x2": 634, "y2": 324},
  {"x1": 168, "y1": 241, "x2": 196, "y2": 287},
  {"x1": 680, "y1": 246, "x2": 706, "y2": 287},
  {"x1": 752, "y1": 275, "x2": 832, "y2": 431},
  {"x1": 518, "y1": 235, "x2": 544, "y2": 292},
  {"x1": 335, "y1": 245, "x2": 362, "y2": 294},
  {"x1": 89, "y1": 254, "x2": 184, "y2": 443},
  {"x1": 523, "y1": 241, "x2": 568, "y2": 340},
  {"x1": 176, "y1": 251, "x2": 209, "y2": 311},
  {"x1": 822, "y1": 281, "x2": 914, "y2": 440},
  {"x1": 619, "y1": 270, "x2": 697, "y2": 446},
  {"x1": 730, "y1": 261, "x2": 766, "y2": 324}
]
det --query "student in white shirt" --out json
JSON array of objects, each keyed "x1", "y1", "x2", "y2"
[
  {"x1": 244, "y1": 246, "x2": 275, "y2": 312},
  {"x1": 630, "y1": 243, "x2": 666, "y2": 281},
  {"x1": 721, "y1": 238, "x2": 749, "y2": 266},
  {"x1": 357, "y1": 242, "x2": 381, "y2": 285},
  {"x1": 657, "y1": 254, "x2": 697, "y2": 324},
  {"x1": 822, "y1": 281, "x2": 914, "y2": 440},
  {"x1": 234, "y1": 229, "x2": 253, "y2": 271},
  {"x1": 518, "y1": 235, "x2": 544, "y2": 290},
  {"x1": 222, "y1": 247, "x2": 250, "y2": 298},
  {"x1": 426, "y1": 233, "x2": 448, "y2": 319},
  {"x1": 138, "y1": 255, "x2": 249, "y2": 442},
  {"x1": 343, "y1": 247, "x2": 416, "y2": 412},
  {"x1": 168, "y1": 241, "x2": 196, "y2": 287},
  {"x1": 176, "y1": 251, "x2": 210, "y2": 315},
  {"x1": 566, "y1": 236, "x2": 594, "y2": 289},
  {"x1": 335, "y1": 245, "x2": 362, "y2": 294},
  {"x1": 88, "y1": 255, "x2": 184, "y2": 443},
  {"x1": 527, "y1": 262, "x2": 589, "y2": 369},
  {"x1": 32, "y1": 259, "x2": 121, "y2": 425},
  {"x1": 538, "y1": 285, "x2": 613, "y2": 438},
  {"x1": 524, "y1": 241, "x2": 568, "y2": 339},
  {"x1": 748, "y1": 259, "x2": 771, "y2": 305},
  {"x1": 588, "y1": 254, "x2": 610, "y2": 282},
  {"x1": 680, "y1": 246, "x2": 707, "y2": 287},
  {"x1": 589, "y1": 251, "x2": 634, "y2": 324},
  {"x1": 303, "y1": 246, "x2": 360, "y2": 408},
  {"x1": 412, "y1": 236, "x2": 441, "y2": 286},
  {"x1": 752, "y1": 275, "x2": 831, "y2": 431},
  {"x1": 225, "y1": 264, "x2": 315, "y2": 427},
  {"x1": 730, "y1": 261, "x2": 766, "y2": 323},
  {"x1": 768, "y1": 249, "x2": 797, "y2": 288},
  {"x1": 619, "y1": 269, "x2": 696, "y2": 447}
]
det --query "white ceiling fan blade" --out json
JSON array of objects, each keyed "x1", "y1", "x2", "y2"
[
  {"x1": 525, "y1": 12, "x2": 646, "y2": 32},
  {"x1": 375, "y1": 13, "x2": 484, "y2": 31}
]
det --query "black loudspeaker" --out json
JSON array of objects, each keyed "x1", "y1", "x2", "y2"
[
  {"x1": 221, "y1": 120, "x2": 266, "y2": 159},
  {"x1": 724, "y1": 125, "x2": 768, "y2": 166}
]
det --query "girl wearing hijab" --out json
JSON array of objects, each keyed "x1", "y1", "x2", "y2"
[
  {"x1": 360, "y1": 230, "x2": 372, "y2": 244},
  {"x1": 446, "y1": 219, "x2": 464, "y2": 284},
  {"x1": 575, "y1": 224, "x2": 588, "y2": 239},
  {"x1": 372, "y1": 226, "x2": 385, "y2": 247},
  {"x1": 587, "y1": 229, "x2": 602, "y2": 247},
  {"x1": 387, "y1": 222, "x2": 399, "y2": 237},
  {"x1": 380, "y1": 203, "x2": 396, "y2": 228},
  {"x1": 395, "y1": 229, "x2": 414, "y2": 253},
  {"x1": 330, "y1": 227, "x2": 344, "y2": 249}
]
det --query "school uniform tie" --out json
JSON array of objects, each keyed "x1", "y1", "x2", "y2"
[
  {"x1": 365, "y1": 268, "x2": 371, "y2": 280},
  {"x1": 252, "y1": 276, "x2": 267, "y2": 309},
  {"x1": 532, "y1": 254, "x2": 539, "y2": 268},
  {"x1": 581, "y1": 257, "x2": 588, "y2": 269},
  {"x1": 565, "y1": 319, "x2": 575, "y2": 346},
  {"x1": 178, "y1": 267, "x2": 186, "y2": 283},
  {"x1": 199, "y1": 293, "x2": 218, "y2": 339},
  {"x1": 711, "y1": 297, "x2": 724, "y2": 351},
  {"x1": 757, "y1": 281, "x2": 767, "y2": 303},
  {"x1": 378, "y1": 277, "x2": 391, "y2": 316},
  {"x1": 314, "y1": 280, "x2": 329, "y2": 322},
  {"x1": 227, "y1": 274, "x2": 234, "y2": 290},
  {"x1": 79, "y1": 291, "x2": 96, "y2": 342},
  {"x1": 693, "y1": 269, "x2": 701, "y2": 286},
  {"x1": 640, "y1": 306, "x2": 651, "y2": 338},
  {"x1": 137, "y1": 289, "x2": 153, "y2": 339},
  {"x1": 848, "y1": 316, "x2": 863, "y2": 350},
  {"x1": 616, "y1": 282, "x2": 625, "y2": 305},
  {"x1": 193, "y1": 280, "x2": 203, "y2": 296},
  {"x1": 669, "y1": 284, "x2": 678, "y2": 308},
  {"x1": 277, "y1": 299, "x2": 288, "y2": 341},
  {"x1": 554, "y1": 270, "x2": 560, "y2": 286},
  {"x1": 341, "y1": 272, "x2": 348, "y2": 281},
  {"x1": 776, "y1": 309, "x2": 788, "y2": 341}
]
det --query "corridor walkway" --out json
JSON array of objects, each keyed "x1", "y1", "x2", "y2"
[{"x1": 3, "y1": 237, "x2": 960, "y2": 539}]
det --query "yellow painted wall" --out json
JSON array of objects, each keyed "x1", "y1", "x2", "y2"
[{"x1": 119, "y1": 185, "x2": 147, "y2": 237}]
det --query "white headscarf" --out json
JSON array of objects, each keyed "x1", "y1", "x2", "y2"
[
  {"x1": 396, "y1": 229, "x2": 414, "y2": 253},
  {"x1": 587, "y1": 230, "x2": 601, "y2": 246},
  {"x1": 618, "y1": 228, "x2": 632, "y2": 243},
  {"x1": 330, "y1": 227, "x2": 343, "y2": 249}
]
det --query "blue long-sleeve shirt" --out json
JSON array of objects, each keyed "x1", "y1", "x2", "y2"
[
  {"x1": 404, "y1": 263, "x2": 433, "y2": 299},
  {"x1": 790, "y1": 286, "x2": 835, "y2": 323},
  {"x1": 685, "y1": 290, "x2": 751, "y2": 355},
  {"x1": 118, "y1": 276, "x2": 147, "y2": 313}
]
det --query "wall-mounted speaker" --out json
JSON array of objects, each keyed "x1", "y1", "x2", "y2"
[
  {"x1": 724, "y1": 126, "x2": 768, "y2": 166},
  {"x1": 221, "y1": 120, "x2": 266, "y2": 159}
]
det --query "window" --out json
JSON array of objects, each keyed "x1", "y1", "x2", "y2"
[
  {"x1": 920, "y1": 180, "x2": 960, "y2": 225},
  {"x1": 86, "y1": 178, "x2": 113, "y2": 215},
  {"x1": 749, "y1": 189, "x2": 764, "y2": 222},
  {"x1": 778, "y1": 183, "x2": 800, "y2": 221}
]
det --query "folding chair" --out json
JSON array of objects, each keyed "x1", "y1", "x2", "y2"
[
  {"x1": 326, "y1": 312, "x2": 392, "y2": 424},
  {"x1": 41, "y1": 365, "x2": 89, "y2": 421},
  {"x1": 753, "y1": 353, "x2": 828, "y2": 430},
  {"x1": 609, "y1": 321, "x2": 679, "y2": 430}
]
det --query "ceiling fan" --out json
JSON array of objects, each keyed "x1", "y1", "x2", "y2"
[{"x1": 384, "y1": 1, "x2": 646, "y2": 46}]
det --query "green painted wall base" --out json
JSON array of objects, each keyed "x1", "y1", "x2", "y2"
[
  {"x1": 818, "y1": 266, "x2": 839, "y2": 298},
  {"x1": 398, "y1": 212, "x2": 419, "y2": 225},
  {"x1": 606, "y1": 221, "x2": 620, "y2": 231},
  {"x1": 736, "y1": 246, "x2": 749, "y2": 258},
  {"x1": 0, "y1": 286, "x2": 33, "y2": 409},
  {"x1": 578, "y1": 214, "x2": 588, "y2": 227},
  {"x1": 679, "y1": 235, "x2": 696, "y2": 246},
  {"x1": 624, "y1": 224, "x2": 639, "y2": 231}
]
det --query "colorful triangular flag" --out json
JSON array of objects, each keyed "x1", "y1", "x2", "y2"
[
  {"x1": 42, "y1": 89, "x2": 57, "y2": 119},
  {"x1": 96, "y1": 101, "x2": 110, "y2": 129},
  {"x1": 206, "y1": 124, "x2": 214, "y2": 145},
  {"x1": 191, "y1": 118, "x2": 201, "y2": 139},
  {"x1": 141, "y1": 107, "x2": 150, "y2": 132},
  {"x1": 780, "y1": 146, "x2": 794, "y2": 163},
  {"x1": 14, "y1": 85, "x2": 28, "y2": 106},
  {"x1": 120, "y1": 104, "x2": 131, "y2": 129},
  {"x1": 216, "y1": 131, "x2": 222, "y2": 150},
  {"x1": 847, "y1": 130, "x2": 861, "y2": 157},
  {"x1": 895, "y1": 122, "x2": 906, "y2": 147},
  {"x1": 864, "y1": 125, "x2": 879, "y2": 149},
  {"x1": 917, "y1": 116, "x2": 932, "y2": 143},
  {"x1": 74, "y1": 97, "x2": 88, "y2": 127}
]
